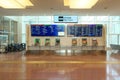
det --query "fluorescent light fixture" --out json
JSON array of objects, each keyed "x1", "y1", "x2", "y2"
[
  {"x1": 64, "y1": 0, "x2": 69, "y2": 6},
  {"x1": 16, "y1": 0, "x2": 34, "y2": 6},
  {"x1": 0, "y1": 0, "x2": 33, "y2": 9},
  {"x1": 64, "y1": 0, "x2": 98, "y2": 9}
]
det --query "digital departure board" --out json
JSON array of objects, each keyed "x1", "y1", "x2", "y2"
[
  {"x1": 67, "y1": 24, "x2": 103, "y2": 37},
  {"x1": 67, "y1": 25, "x2": 75, "y2": 36},
  {"x1": 88, "y1": 24, "x2": 96, "y2": 36},
  {"x1": 74, "y1": 25, "x2": 82, "y2": 36},
  {"x1": 31, "y1": 24, "x2": 65, "y2": 36},
  {"x1": 96, "y1": 24, "x2": 103, "y2": 36}
]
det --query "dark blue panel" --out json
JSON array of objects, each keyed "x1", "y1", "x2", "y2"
[
  {"x1": 95, "y1": 24, "x2": 103, "y2": 36},
  {"x1": 74, "y1": 25, "x2": 82, "y2": 36},
  {"x1": 40, "y1": 25, "x2": 58, "y2": 36},
  {"x1": 31, "y1": 25, "x2": 41, "y2": 36},
  {"x1": 31, "y1": 24, "x2": 65, "y2": 36},
  {"x1": 67, "y1": 25, "x2": 75, "y2": 36},
  {"x1": 88, "y1": 24, "x2": 96, "y2": 36},
  {"x1": 81, "y1": 25, "x2": 89, "y2": 36},
  {"x1": 57, "y1": 25, "x2": 65, "y2": 32},
  {"x1": 67, "y1": 24, "x2": 103, "y2": 37}
]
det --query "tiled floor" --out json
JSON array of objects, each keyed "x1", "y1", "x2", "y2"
[{"x1": 0, "y1": 50, "x2": 119, "y2": 80}]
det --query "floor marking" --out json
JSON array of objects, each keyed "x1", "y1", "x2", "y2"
[{"x1": 0, "y1": 61, "x2": 120, "y2": 64}]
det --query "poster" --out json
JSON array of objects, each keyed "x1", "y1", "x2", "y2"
[
  {"x1": 55, "y1": 38, "x2": 60, "y2": 46},
  {"x1": 72, "y1": 38, "x2": 77, "y2": 46},
  {"x1": 45, "y1": 38, "x2": 50, "y2": 46},
  {"x1": 34, "y1": 38, "x2": 40, "y2": 46},
  {"x1": 82, "y1": 38, "x2": 87, "y2": 46},
  {"x1": 92, "y1": 38, "x2": 98, "y2": 46}
]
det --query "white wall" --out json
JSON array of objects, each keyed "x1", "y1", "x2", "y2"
[
  {"x1": 28, "y1": 37, "x2": 105, "y2": 47},
  {"x1": 26, "y1": 24, "x2": 106, "y2": 48}
]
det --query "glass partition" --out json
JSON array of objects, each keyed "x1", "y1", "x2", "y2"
[{"x1": 0, "y1": 16, "x2": 18, "y2": 52}]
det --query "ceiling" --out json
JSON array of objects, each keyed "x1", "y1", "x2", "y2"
[{"x1": 0, "y1": 0, "x2": 120, "y2": 16}]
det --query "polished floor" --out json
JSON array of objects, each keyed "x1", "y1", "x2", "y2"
[{"x1": 0, "y1": 50, "x2": 120, "y2": 80}]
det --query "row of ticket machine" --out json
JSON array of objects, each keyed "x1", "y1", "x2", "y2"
[{"x1": 34, "y1": 38, "x2": 98, "y2": 47}]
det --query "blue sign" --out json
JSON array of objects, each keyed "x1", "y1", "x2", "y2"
[
  {"x1": 31, "y1": 24, "x2": 65, "y2": 36},
  {"x1": 96, "y1": 24, "x2": 103, "y2": 36},
  {"x1": 54, "y1": 16, "x2": 78, "y2": 23},
  {"x1": 67, "y1": 24, "x2": 103, "y2": 37},
  {"x1": 74, "y1": 26, "x2": 82, "y2": 36},
  {"x1": 88, "y1": 25, "x2": 96, "y2": 36},
  {"x1": 67, "y1": 25, "x2": 75, "y2": 36}
]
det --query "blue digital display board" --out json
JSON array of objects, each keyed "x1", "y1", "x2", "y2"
[
  {"x1": 74, "y1": 25, "x2": 82, "y2": 36},
  {"x1": 31, "y1": 24, "x2": 65, "y2": 36},
  {"x1": 82, "y1": 25, "x2": 89, "y2": 36},
  {"x1": 67, "y1": 25, "x2": 75, "y2": 36},
  {"x1": 67, "y1": 24, "x2": 103, "y2": 37},
  {"x1": 88, "y1": 24, "x2": 96, "y2": 36},
  {"x1": 96, "y1": 24, "x2": 103, "y2": 36}
]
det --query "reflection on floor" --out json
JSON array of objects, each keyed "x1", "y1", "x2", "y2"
[
  {"x1": 0, "y1": 50, "x2": 119, "y2": 80},
  {"x1": 107, "y1": 50, "x2": 120, "y2": 80}
]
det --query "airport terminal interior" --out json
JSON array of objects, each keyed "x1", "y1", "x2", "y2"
[{"x1": 0, "y1": 0, "x2": 120, "y2": 80}]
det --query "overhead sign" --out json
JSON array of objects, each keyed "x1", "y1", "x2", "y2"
[{"x1": 54, "y1": 16, "x2": 78, "y2": 23}]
